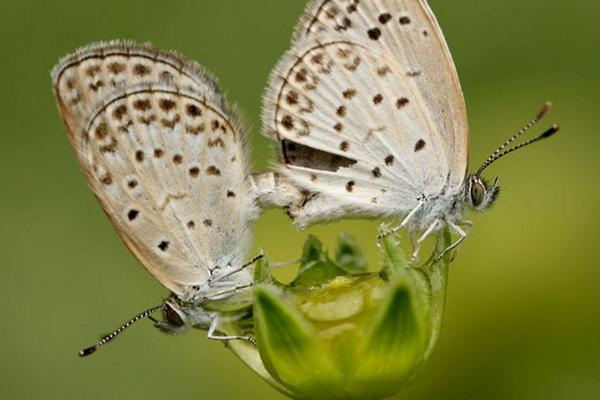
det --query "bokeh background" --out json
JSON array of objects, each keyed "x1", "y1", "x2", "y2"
[{"x1": 1, "y1": 0, "x2": 599, "y2": 399}]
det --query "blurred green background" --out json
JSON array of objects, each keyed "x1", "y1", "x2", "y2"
[{"x1": 1, "y1": 0, "x2": 598, "y2": 399}]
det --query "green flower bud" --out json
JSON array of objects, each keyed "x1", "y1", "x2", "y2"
[{"x1": 226, "y1": 227, "x2": 452, "y2": 400}]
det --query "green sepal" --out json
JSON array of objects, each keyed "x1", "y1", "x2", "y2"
[
  {"x1": 291, "y1": 236, "x2": 345, "y2": 290},
  {"x1": 334, "y1": 231, "x2": 369, "y2": 275},
  {"x1": 253, "y1": 287, "x2": 344, "y2": 400}
]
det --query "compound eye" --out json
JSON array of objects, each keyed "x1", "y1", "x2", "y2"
[
  {"x1": 164, "y1": 304, "x2": 184, "y2": 327},
  {"x1": 471, "y1": 181, "x2": 486, "y2": 207}
]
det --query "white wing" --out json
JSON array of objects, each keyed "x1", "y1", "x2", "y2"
[
  {"x1": 262, "y1": 0, "x2": 468, "y2": 227},
  {"x1": 52, "y1": 41, "x2": 257, "y2": 300}
]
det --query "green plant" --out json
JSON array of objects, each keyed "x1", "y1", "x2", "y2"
[{"x1": 225, "y1": 227, "x2": 452, "y2": 400}]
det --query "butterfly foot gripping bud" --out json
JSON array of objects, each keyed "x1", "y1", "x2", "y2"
[{"x1": 226, "y1": 228, "x2": 452, "y2": 400}]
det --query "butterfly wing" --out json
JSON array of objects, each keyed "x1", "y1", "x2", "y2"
[
  {"x1": 52, "y1": 42, "x2": 257, "y2": 300},
  {"x1": 263, "y1": 0, "x2": 468, "y2": 227}
]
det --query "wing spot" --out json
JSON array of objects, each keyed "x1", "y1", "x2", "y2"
[
  {"x1": 186, "y1": 124, "x2": 205, "y2": 135},
  {"x1": 206, "y1": 166, "x2": 221, "y2": 176},
  {"x1": 345, "y1": 56, "x2": 362, "y2": 71},
  {"x1": 340, "y1": 141, "x2": 349, "y2": 151},
  {"x1": 311, "y1": 174, "x2": 318, "y2": 182},
  {"x1": 86, "y1": 65, "x2": 101, "y2": 77},
  {"x1": 281, "y1": 115, "x2": 294, "y2": 130},
  {"x1": 153, "y1": 148, "x2": 164, "y2": 158},
  {"x1": 295, "y1": 68, "x2": 308, "y2": 83},
  {"x1": 161, "y1": 115, "x2": 181, "y2": 129},
  {"x1": 373, "y1": 94, "x2": 383, "y2": 104},
  {"x1": 127, "y1": 209, "x2": 139, "y2": 221},
  {"x1": 385, "y1": 155, "x2": 395, "y2": 166},
  {"x1": 286, "y1": 91, "x2": 299, "y2": 105},
  {"x1": 415, "y1": 140, "x2": 427, "y2": 152},
  {"x1": 100, "y1": 173, "x2": 113, "y2": 185},
  {"x1": 372, "y1": 167, "x2": 382, "y2": 178},
  {"x1": 346, "y1": 181, "x2": 355, "y2": 192},
  {"x1": 159, "y1": 99, "x2": 177, "y2": 112},
  {"x1": 173, "y1": 154, "x2": 183, "y2": 165},
  {"x1": 377, "y1": 66, "x2": 391, "y2": 76},
  {"x1": 407, "y1": 71, "x2": 422, "y2": 78},
  {"x1": 135, "y1": 151, "x2": 145, "y2": 163},
  {"x1": 186, "y1": 104, "x2": 202, "y2": 117},
  {"x1": 139, "y1": 115, "x2": 157, "y2": 126},
  {"x1": 211, "y1": 120, "x2": 220, "y2": 132},
  {"x1": 127, "y1": 179, "x2": 138, "y2": 189},
  {"x1": 187, "y1": 221, "x2": 195, "y2": 229},
  {"x1": 133, "y1": 99, "x2": 152, "y2": 111},
  {"x1": 158, "y1": 241, "x2": 170, "y2": 252},
  {"x1": 396, "y1": 97, "x2": 410, "y2": 109},
  {"x1": 379, "y1": 13, "x2": 392, "y2": 24},
  {"x1": 112, "y1": 105, "x2": 128, "y2": 121},
  {"x1": 89, "y1": 81, "x2": 105, "y2": 92},
  {"x1": 204, "y1": 219, "x2": 213, "y2": 227},
  {"x1": 95, "y1": 122, "x2": 108, "y2": 140},
  {"x1": 336, "y1": 106, "x2": 347, "y2": 117},
  {"x1": 189, "y1": 167, "x2": 200, "y2": 177},
  {"x1": 423, "y1": 30, "x2": 429, "y2": 37},
  {"x1": 208, "y1": 138, "x2": 225, "y2": 148},
  {"x1": 334, "y1": 122, "x2": 343, "y2": 133},
  {"x1": 367, "y1": 27, "x2": 382, "y2": 40},
  {"x1": 133, "y1": 64, "x2": 150, "y2": 76},
  {"x1": 399, "y1": 16, "x2": 411, "y2": 25},
  {"x1": 227, "y1": 191, "x2": 236, "y2": 198},
  {"x1": 99, "y1": 137, "x2": 118, "y2": 154},
  {"x1": 336, "y1": 17, "x2": 352, "y2": 32},
  {"x1": 343, "y1": 89, "x2": 357, "y2": 99},
  {"x1": 108, "y1": 62, "x2": 126, "y2": 75}
]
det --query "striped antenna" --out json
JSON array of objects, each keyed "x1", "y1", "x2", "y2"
[
  {"x1": 79, "y1": 305, "x2": 163, "y2": 357},
  {"x1": 477, "y1": 102, "x2": 558, "y2": 176}
]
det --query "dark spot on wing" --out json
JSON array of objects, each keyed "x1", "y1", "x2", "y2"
[
  {"x1": 128, "y1": 209, "x2": 139, "y2": 221},
  {"x1": 385, "y1": 155, "x2": 395, "y2": 166},
  {"x1": 346, "y1": 181, "x2": 355, "y2": 192},
  {"x1": 368, "y1": 27, "x2": 382, "y2": 40},
  {"x1": 189, "y1": 167, "x2": 200, "y2": 177},
  {"x1": 399, "y1": 16, "x2": 411, "y2": 25},
  {"x1": 372, "y1": 167, "x2": 382, "y2": 178},
  {"x1": 415, "y1": 140, "x2": 426, "y2": 152},
  {"x1": 186, "y1": 104, "x2": 202, "y2": 117},
  {"x1": 396, "y1": 98, "x2": 410, "y2": 109},
  {"x1": 158, "y1": 241, "x2": 170, "y2": 252},
  {"x1": 379, "y1": 13, "x2": 392, "y2": 24},
  {"x1": 206, "y1": 166, "x2": 221, "y2": 176}
]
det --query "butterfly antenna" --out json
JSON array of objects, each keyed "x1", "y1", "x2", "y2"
[
  {"x1": 477, "y1": 102, "x2": 559, "y2": 176},
  {"x1": 79, "y1": 305, "x2": 163, "y2": 357}
]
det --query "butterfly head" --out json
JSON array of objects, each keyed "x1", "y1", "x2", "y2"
[
  {"x1": 152, "y1": 297, "x2": 215, "y2": 335},
  {"x1": 465, "y1": 175, "x2": 500, "y2": 211}
]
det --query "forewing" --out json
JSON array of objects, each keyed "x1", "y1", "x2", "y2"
[
  {"x1": 52, "y1": 42, "x2": 255, "y2": 299},
  {"x1": 263, "y1": 0, "x2": 468, "y2": 221}
]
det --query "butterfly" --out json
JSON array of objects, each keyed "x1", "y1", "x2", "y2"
[
  {"x1": 52, "y1": 41, "x2": 298, "y2": 356},
  {"x1": 262, "y1": 0, "x2": 559, "y2": 260}
]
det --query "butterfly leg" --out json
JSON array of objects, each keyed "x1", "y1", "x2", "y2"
[
  {"x1": 207, "y1": 316, "x2": 256, "y2": 345},
  {"x1": 377, "y1": 201, "x2": 425, "y2": 243},
  {"x1": 209, "y1": 252, "x2": 265, "y2": 286},
  {"x1": 410, "y1": 220, "x2": 442, "y2": 265},
  {"x1": 203, "y1": 282, "x2": 254, "y2": 301},
  {"x1": 436, "y1": 220, "x2": 468, "y2": 261}
]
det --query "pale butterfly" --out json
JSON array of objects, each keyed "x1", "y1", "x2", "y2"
[
  {"x1": 52, "y1": 41, "x2": 298, "y2": 356},
  {"x1": 262, "y1": 0, "x2": 559, "y2": 260}
]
